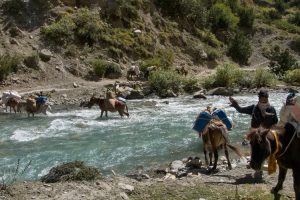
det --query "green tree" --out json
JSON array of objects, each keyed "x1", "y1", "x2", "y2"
[
  {"x1": 227, "y1": 32, "x2": 252, "y2": 65},
  {"x1": 268, "y1": 46, "x2": 299, "y2": 77}
]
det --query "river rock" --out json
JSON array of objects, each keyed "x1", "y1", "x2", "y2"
[
  {"x1": 39, "y1": 49, "x2": 52, "y2": 62},
  {"x1": 207, "y1": 87, "x2": 234, "y2": 96},
  {"x1": 193, "y1": 91, "x2": 207, "y2": 99}
]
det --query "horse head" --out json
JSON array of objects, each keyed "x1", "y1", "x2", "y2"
[
  {"x1": 247, "y1": 129, "x2": 271, "y2": 170},
  {"x1": 87, "y1": 95, "x2": 99, "y2": 108}
]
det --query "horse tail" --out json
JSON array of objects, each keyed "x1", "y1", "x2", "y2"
[{"x1": 226, "y1": 143, "x2": 243, "y2": 157}]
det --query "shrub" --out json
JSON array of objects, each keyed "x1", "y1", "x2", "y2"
[
  {"x1": 149, "y1": 70, "x2": 183, "y2": 96},
  {"x1": 91, "y1": 59, "x2": 122, "y2": 79},
  {"x1": 41, "y1": 14, "x2": 75, "y2": 44},
  {"x1": 284, "y1": 69, "x2": 300, "y2": 85},
  {"x1": 253, "y1": 68, "x2": 275, "y2": 87},
  {"x1": 1, "y1": 0, "x2": 25, "y2": 16},
  {"x1": 209, "y1": 3, "x2": 239, "y2": 32},
  {"x1": 140, "y1": 57, "x2": 162, "y2": 72},
  {"x1": 235, "y1": 70, "x2": 254, "y2": 88},
  {"x1": 0, "y1": 54, "x2": 20, "y2": 81},
  {"x1": 73, "y1": 8, "x2": 108, "y2": 45},
  {"x1": 91, "y1": 59, "x2": 107, "y2": 78},
  {"x1": 227, "y1": 32, "x2": 252, "y2": 65},
  {"x1": 267, "y1": 45, "x2": 299, "y2": 77},
  {"x1": 288, "y1": 12, "x2": 300, "y2": 26},
  {"x1": 274, "y1": 0, "x2": 285, "y2": 13},
  {"x1": 273, "y1": 20, "x2": 300, "y2": 34},
  {"x1": 203, "y1": 64, "x2": 241, "y2": 89},
  {"x1": 238, "y1": 7, "x2": 255, "y2": 29},
  {"x1": 182, "y1": 76, "x2": 201, "y2": 93},
  {"x1": 196, "y1": 29, "x2": 222, "y2": 48},
  {"x1": 24, "y1": 53, "x2": 40, "y2": 69},
  {"x1": 291, "y1": 37, "x2": 300, "y2": 52}
]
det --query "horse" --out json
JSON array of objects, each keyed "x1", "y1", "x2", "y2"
[
  {"x1": 247, "y1": 123, "x2": 300, "y2": 199},
  {"x1": 86, "y1": 95, "x2": 129, "y2": 118},
  {"x1": 5, "y1": 97, "x2": 20, "y2": 113},
  {"x1": 127, "y1": 65, "x2": 141, "y2": 80},
  {"x1": 202, "y1": 120, "x2": 243, "y2": 171},
  {"x1": 25, "y1": 97, "x2": 50, "y2": 117}
]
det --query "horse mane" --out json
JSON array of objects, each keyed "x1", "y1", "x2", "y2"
[{"x1": 246, "y1": 129, "x2": 270, "y2": 142}]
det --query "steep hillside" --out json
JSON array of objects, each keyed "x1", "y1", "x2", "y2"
[{"x1": 0, "y1": 0, "x2": 299, "y2": 93}]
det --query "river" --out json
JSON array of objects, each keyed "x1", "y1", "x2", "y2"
[{"x1": 0, "y1": 92, "x2": 287, "y2": 181}]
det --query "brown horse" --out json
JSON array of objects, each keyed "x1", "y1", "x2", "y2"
[
  {"x1": 25, "y1": 97, "x2": 50, "y2": 117},
  {"x1": 5, "y1": 97, "x2": 20, "y2": 113},
  {"x1": 86, "y1": 96, "x2": 129, "y2": 118},
  {"x1": 247, "y1": 123, "x2": 300, "y2": 199},
  {"x1": 202, "y1": 120, "x2": 243, "y2": 171}
]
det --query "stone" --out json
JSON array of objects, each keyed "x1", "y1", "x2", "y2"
[
  {"x1": 193, "y1": 91, "x2": 207, "y2": 99},
  {"x1": 120, "y1": 192, "x2": 129, "y2": 200},
  {"x1": 73, "y1": 82, "x2": 79, "y2": 88},
  {"x1": 118, "y1": 183, "x2": 134, "y2": 193},
  {"x1": 207, "y1": 87, "x2": 234, "y2": 96},
  {"x1": 39, "y1": 49, "x2": 52, "y2": 62}
]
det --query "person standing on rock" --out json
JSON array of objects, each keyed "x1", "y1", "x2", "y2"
[{"x1": 228, "y1": 89, "x2": 278, "y2": 178}]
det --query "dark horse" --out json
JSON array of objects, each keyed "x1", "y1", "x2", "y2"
[
  {"x1": 202, "y1": 120, "x2": 243, "y2": 171},
  {"x1": 85, "y1": 96, "x2": 129, "y2": 118},
  {"x1": 247, "y1": 123, "x2": 300, "y2": 199}
]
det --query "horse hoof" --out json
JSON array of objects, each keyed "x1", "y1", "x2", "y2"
[{"x1": 271, "y1": 186, "x2": 282, "y2": 194}]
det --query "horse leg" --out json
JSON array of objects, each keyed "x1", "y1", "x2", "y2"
[
  {"x1": 271, "y1": 166, "x2": 287, "y2": 194},
  {"x1": 105, "y1": 111, "x2": 108, "y2": 117},
  {"x1": 208, "y1": 131, "x2": 218, "y2": 170},
  {"x1": 292, "y1": 168, "x2": 300, "y2": 200},
  {"x1": 203, "y1": 147, "x2": 209, "y2": 166},
  {"x1": 118, "y1": 110, "x2": 124, "y2": 117},
  {"x1": 224, "y1": 144, "x2": 232, "y2": 170},
  {"x1": 100, "y1": 110, "x2": 104, "y2": 118},
  {"x1": 209, "y1": 152, "x2": 213, "y2": 166}
]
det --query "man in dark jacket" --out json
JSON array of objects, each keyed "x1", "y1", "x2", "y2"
[
  {"x1": 229, "y1": 89, "x2": 278, "y2": 179},
  {"x1": 229, "y1": 89, "x2": 278, "y2": 129}
]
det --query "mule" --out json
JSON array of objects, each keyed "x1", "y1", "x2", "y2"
[
  {"x1": 127, "y1": 65, "x2": 141, "y2": 80},
  {"x1": 25, "y1": 97, "x2": 50, "y2": 117},
  {"x1": 247, "y1": 123, "x2": 300, "y2": 199},
  {"x1": 86, "y1": 96, "x2": 129, "y2": 118},
  {"x1": 202, "y1": 120, "x2": 243, "y2": 171},
  {"x1": 5, "y1": 97, "x2": 20, "y2": 113}
]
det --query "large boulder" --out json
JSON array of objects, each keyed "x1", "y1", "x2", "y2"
[
  {"x1": 126, "y1": 90, "x2": 144, "y2": 99},
  {"x1": 193, "y1": 91, "x2": 207, "y2": 99},
  {"x1": 207, "y1": 87, "x2": 234, "y2": 96},
  {"x1": 39, "y1": 49, "x2": 53, "y2": 62}
]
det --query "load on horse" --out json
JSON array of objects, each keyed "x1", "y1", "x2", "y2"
[
  {"x1": 25, "y1": 93, "x2": 50, "y2": 117},
  {"x1": 1, "y1": 91, "x2": 21, "y2": 113},
  {"x1": 83, "y1": 90, "x2": 129, "y2": 118},
  {"x1": 193, "y1": 107, "x2": 242, "y2": 170}
]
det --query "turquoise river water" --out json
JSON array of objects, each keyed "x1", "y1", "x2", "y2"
[{"x1": 0, "y1": 92, "x2": 287, "y2": 181}]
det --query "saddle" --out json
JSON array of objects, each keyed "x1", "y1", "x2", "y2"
[{"x1": 209, "y1": 119, "x2": 226, "y2": 130}]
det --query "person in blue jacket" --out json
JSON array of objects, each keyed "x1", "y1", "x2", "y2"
[{"x1": 229, "y1": 89, "x2": 278, "y2": 129}]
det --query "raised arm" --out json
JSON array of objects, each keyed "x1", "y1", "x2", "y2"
[{"x1": 229, "y1": 96, "x2": 254, "y2": 115}]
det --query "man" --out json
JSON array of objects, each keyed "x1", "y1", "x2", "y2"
[
  {"x1": 229, "y1": 90, "x2": 278, "y2": 179},
  {"x1": 229, "y1": 89, "x2": 278, "y2": 129}
]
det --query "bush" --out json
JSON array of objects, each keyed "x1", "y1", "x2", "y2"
[
  {"x1": 73, "y1": 8, "x2": 108, "y2": 45},
  {"x1": 238, "y1": 7, "x2": 255, "y2": 29},
  {"x1": 149, "y1": 70, "x2": 183, "y2": 97},
  {"x1": 267, "y1": 45, "x2": 299, "y2": 77},
  {"x1": 274, "y1": 0, "x2": 285, "y2": 13},
  {"x1": 1, "y1": 0, "x2": 25, "y2": 16},
  {"x1": 182, "y1": 76, "x2": 201, "y2": 93},
  {"x1": 91, "y1": 59, "x2": 122, "y2": 79},
  {"x1": 284, "y1": 69, "x2": 300, "y2": 85},
  {"x1": 273, "y1": 19, "x2": 300, "y2": 34},
  {"x1": 253, "y1": 68, "x2": 275, "y2": 87},
  {"x1": 0, "y1": 55, "x2": 20, "y2": 81},
  {"x1": 203, "y1": 64, "x2": 241, "y2": 89},
  {"x1": 209, "y1": 3, "x2": 239, "y2": 32},
  {"x1": 288, "y1": 12, "x2": 300, "y2": 26},
  {"x1": 227, "y1": 32, "x2": 252, "y2": 65},
  {"x1": 24, "y1": 53, "x2": 40, "y2": 69},
  {"x1": 235, "y1": 70, "x2": 254, "y2": 88},
  {"x1": 41, "y1": 14, "x2": 75, "y2": 44},
  {"x1": 196, "y1": 29, "x2": 222, "y2": 48}
]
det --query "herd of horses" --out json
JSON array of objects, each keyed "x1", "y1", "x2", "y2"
[{"x1": 1, "y1": 91, "x2": 300, "y2": 199}]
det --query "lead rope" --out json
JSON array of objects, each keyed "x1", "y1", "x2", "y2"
[{"x1": 277, "y1": 129, "x2": 297, "y2": 158}]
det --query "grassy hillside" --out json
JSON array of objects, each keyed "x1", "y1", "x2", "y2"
[{"x1": 0, "y1": 0, "x2": 299, "y2": 93}]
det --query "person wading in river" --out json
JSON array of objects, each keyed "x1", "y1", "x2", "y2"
[{"x1": 229, "y1": 89, "x2": 278, "y2": 178}]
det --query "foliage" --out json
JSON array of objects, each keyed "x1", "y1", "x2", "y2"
[
  {"x1": 24, "y1": 53, "x2": 40, "y2": 69},
  {"x1": 73, "y1": 8, "x2": 108, "y2": 45},
  {"x1": 0, "y1": 54, "x2": 21, "y2": 81},
  {"x1": 209, "y1": 3, "x2": 239, "y2": 32},
  {"x1": 253, "y1": 68, "x2": 276, "y2": 87},
  {"x1": 273, "y1": 19, "x2": 300, "y2": 34},
  {"x1": 267, "y1": 45, "x2": 299, "y2": 77},
  {"x1": 292, "y1": 37, "x2": 300, "y2": 52},
  {"x1": 288, "y1": 12, "x2": 300, "y2": 26},
  {"x1": 196, "y1": 29, "x2": 222, "y2": 48},
  {"x1": 227, "y1": 32, "x2": 252, "y2": 65},
  {"x1": 238, "y1": 7, "x2": 255, "y2": 29},
  {"x1": 148, "y1": 70, "x2": 183, "y2": 97},
  {"x1": 41, "y1": 14, "x2": 76, "y2": 44},
  {"x1": 1, "y1": 0, "x2": 25, "y2": 16},
  {"x1": 274, "y1": 0, "x2": 285, "y2": 13},
  {"x1": 203, "y1": 64, "x2": 242, "y2": 89},
  {"x1": 284, "y1": 69, "x2": 300, "y2": 85},
  {"x1": 235, "y1": 70, "x2": 254, "y2": 88},
  {"x1": 91, "y1": 59, "x2": 122, "y2": 79},
  {"x1": 182, "y1": 76, "x2": 201, "y2": 93}
]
